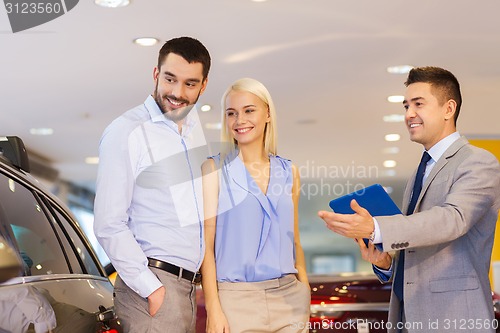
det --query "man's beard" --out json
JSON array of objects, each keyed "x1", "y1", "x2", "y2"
[{"x1": 153, "y1": 85, "x2": 201, "y2": 123}]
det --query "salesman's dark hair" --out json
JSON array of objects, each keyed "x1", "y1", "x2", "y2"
[
  {"x1": 405, "y1": 66, "x2": 462, "y2": 125},
  {"x1": 157, "y1": 37, "x2": 211, "y2": 80}
]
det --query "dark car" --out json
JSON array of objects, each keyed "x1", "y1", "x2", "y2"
[
  {"x1": 196, "y1": 272, "x2": 500, "y2": 333},
  {"x1": 0, "y1": 136, "x2": 121, "y2": 333}
]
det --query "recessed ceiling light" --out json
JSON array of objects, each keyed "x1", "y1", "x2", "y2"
[
  {"x1": 95, "y1": 0, "x2": 130, "y2": 8},
  {"x1": 383, "y1": 169, "x2": 397, "y2": 177},
  {"x1": 85, "y1": 157, "x2": 99, "y2": 164},
  {"x1": 383, "y1": 114, "x2": 405, "y2": 122},
  {"x1": 387, "y1": 95, "x2": 404, "y2": 103},
  {"x1": 30, "y1": 128, "x2": 53, "y2": 135},
  {"x1": 385, "y1": 134, "x2": 401, "y2": 142},
  {"x1": 205, "y1": 122, "x2": 222, "y2": 130},
  {"x1": 383, "y1": 160, "x2": 397, "y2": 168},
  {"x1": 200, "y1": 104, "x2": 211, "y2": 112},
  {"x1": 133, "y1": 37, "x2": 159, "y2": 47},
  {"x1": 252, "y1": 0, "x2": 268, "y2": 2},
  {"x1": 387, "y1": 65, "x2": 413, "y2": 74},
  {"x1": 382, "y1": 147, "x2": 400, "y2": 154}
]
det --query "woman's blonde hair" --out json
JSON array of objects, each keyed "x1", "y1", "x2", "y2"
[{"x1": 220, "y1": 78, "x2": 277, "y2": 157}]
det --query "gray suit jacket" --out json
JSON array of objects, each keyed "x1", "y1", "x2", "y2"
[{"x1": 377, "y1": 137, "x2": 500, "y2": 332}]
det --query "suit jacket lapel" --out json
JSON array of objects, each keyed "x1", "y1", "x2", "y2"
[
  {"x1": 413, "y1": 136, "x2": 468, "y2": 213},
  {"x1": 402, "y1": 172, "x2": 415, "y2": 214}
]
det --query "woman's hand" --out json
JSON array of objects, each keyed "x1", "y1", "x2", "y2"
[{"x1": 206, "y1": 307, "x2": 230, "y2": 333}]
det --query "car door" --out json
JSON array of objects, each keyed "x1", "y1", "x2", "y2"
[{"x1": 0, "y1": 168, "x2": 120, "y2": 332}]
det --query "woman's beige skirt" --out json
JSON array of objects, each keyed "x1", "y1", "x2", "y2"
[{"x1": 217, "y1": 274, "x2": 311, "y2": 333}]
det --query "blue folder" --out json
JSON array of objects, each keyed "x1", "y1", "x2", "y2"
[
  {"x1": 328, "y1": 184, "x2": 401, "y2": 246},
  {"x1": 329, "y1": 184, "x2": 401, "y2": 216}
]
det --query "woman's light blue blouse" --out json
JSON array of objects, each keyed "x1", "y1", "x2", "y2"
[{"x1": 211, "y1": 152, "x2": 298, "y2": 282}]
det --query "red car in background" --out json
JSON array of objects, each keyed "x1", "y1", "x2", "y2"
[
  {"x1": 196, "y1": 272, "x2": 500, "y2": 333},
  {"x1": 308, "y1": 273, "x2": 390, "y2": 333},
  {"x1": 196, "y1": 273, "x2": 390, "y2": 333}
]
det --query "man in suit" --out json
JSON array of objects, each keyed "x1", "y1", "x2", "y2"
[{"x1": 318, "y1": 66, "x2": 500, "y2": 332}]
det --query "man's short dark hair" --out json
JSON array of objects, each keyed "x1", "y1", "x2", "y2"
[
  {"x1": 405, "y1": 66, "x2": 462, "y2": 125},
  {"x1": 157, "y1": 37, "x2": 211, "y2": 80}
]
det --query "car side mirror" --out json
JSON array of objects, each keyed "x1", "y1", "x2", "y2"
[
  {"x1": 0, "y1": 136, "x2": 30, "y2": 173},
  {"x1": 0, "y1": 235, "x2": 23, "y2": 283}
]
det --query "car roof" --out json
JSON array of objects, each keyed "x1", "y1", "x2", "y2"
[
  {"x1": 0, "y1": 147, "x2": 107, "y2": 278},
  {"x1": 0, "y1": 152, "x2": 70, "y2": 215}
]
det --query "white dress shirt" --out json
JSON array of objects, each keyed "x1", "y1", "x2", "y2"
[{"x1": 94, "y1": 96, "x2": 207, "y2": 297}]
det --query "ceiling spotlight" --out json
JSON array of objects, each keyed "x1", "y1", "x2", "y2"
[
  {"x1": 387, "y1": 95, "x2": 404, "y2": 103},
  {"x1": 387, "y1": 65, "x2": 413, "y2": 74},
  {"x1": 383, "y1": 114, "x2": 405, "y2": 123},
  {"x1": 95, "y1": 0, "x2": 130, "y2": 8},
  {"x1": 85, "y1": 157, "x2": 100, "y2": 165},
  {"x1": 385, "y1": 134, "x2": 401, "y2": 142},
  {"x1": 205, "y1": 122, "x2": 222, "y2": 130},
  {"x1": 30, "y1": 128, "x2": 53, "y2": 135},
  {"x1": 382, "y1": 147, "x2": 400, "y2": 154},
  {"x1": 383, "y1": 160, "x2": 397, "y2": 168},
  {"x1": 252, "y1": 0, "x2": 268, "y2": 2},
  {"x1": 133, "y1": 37, "x2": 159, "y2": 47},
  {"x1": 383, "y1": 169, "x2": 397, "y2": 177},
  {"x1": 200, "y1": 104, "x2": 211, "y2": 112}
]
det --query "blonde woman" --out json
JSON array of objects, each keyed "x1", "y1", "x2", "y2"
[{"x1": 201, "y1": 78, "x2": 310, "y2": 333}]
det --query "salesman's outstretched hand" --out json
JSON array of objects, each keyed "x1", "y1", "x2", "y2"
[
  {"x1": 356, "y1": 238, "x2": 392, "y2": 270},
  {"x1": 318, "y1": 199, "x2": 375, "y2": 239}
]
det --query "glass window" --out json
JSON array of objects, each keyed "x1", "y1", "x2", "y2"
[
  {"x1": 311, "y1": 254, "x2": 355, "y2": 274},
  {"x1": 36, "y1": 199, "x2": 85, "y2": 275},
  {"x1": 70, "y1": 206, "x2": 111, "y2": 268},
  {"x1": 0, "y1": 174, "x2": 69, "y2": 276},
  {"x1": 51, "y1": 206, "x2": 102, "y2": 276}
]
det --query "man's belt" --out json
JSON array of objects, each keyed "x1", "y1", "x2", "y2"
[{"x1": 147, "y1": 258, "x2": 201, "y2": 284}]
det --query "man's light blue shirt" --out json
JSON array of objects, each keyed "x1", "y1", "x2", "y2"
[{"x1": 94, "y1": 96, "x2": 206, "y2": 297}]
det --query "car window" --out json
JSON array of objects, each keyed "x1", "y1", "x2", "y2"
[
  {"x1": 70, "y1": 206, "x2": 111, "y2": 268},
  {"x1": 51, "y1": 206, "x2": 102, "y2": 276},
  {"x1": 0, "y1": 174, "x2": 70, "y2": 276},
  {"x1": 39, "y1": 201, "x2": 85, "y2": 275}
]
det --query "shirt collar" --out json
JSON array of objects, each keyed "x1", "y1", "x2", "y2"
[
  {"x1": 426, "y1": 131, "x2": 461, "y2": 163},
  {"x1": 143, "y1": 95, "x2": 199, "y2": 135}
]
